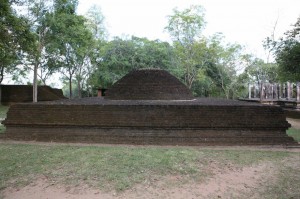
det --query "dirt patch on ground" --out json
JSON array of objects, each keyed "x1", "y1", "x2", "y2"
[
  {"x1": 3, "y1": 177, "x2": 108, "y2": 199},
  {"x1": 116, "y1": 162, "x2": 275, "y2": 199},
  {"x1": 2, "y1": 162, "x2": 275, "y2": 199}
]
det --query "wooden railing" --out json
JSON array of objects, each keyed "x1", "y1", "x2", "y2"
[
  {"x1": 245, "y1": 82, "x2": 300, "y2": 109},
  {"x1": 248, "y1": 82, "x2": 300, "y2": 101}
]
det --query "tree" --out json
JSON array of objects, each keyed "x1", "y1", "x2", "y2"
[
  {"x1": 276, "y1": 39, "x2": 300, "y2": 81},
  {"x1": 19, "y1": 0, "x2": 55, "y2": 102},
  {"x1": 165, "y1": 5, "x2": 206, "y2": 88},
  {"x1": 131, "y1": 37, "x2": 176, "y2": 71},
  {"x1": 244, "y1": 57, "x2": 279, "y2": 84},
  {"x1": 203, "y1": 34, "x2": 245, "y2": 98},
  {"x1": 81, "y1": 5, "x2": 107, "y2": 96},
  {"x1": 182, "y1": 32, "x2": 246, "y2": 99},
  {"x1": 0, "y1": 0, "x2": 35, "y2": 83},
  {"x1": 85, "y1": 5, "x2": 107, "y2": 40},
  {"x1": 88, "y1": 36, "x2": 177, "y2": 93},
  {"x1": 266, "y1": 17, "x2": 300, "y2": 82},
  {"x1": 46, "y1": 0, "x2": 94, "y2": 98}
]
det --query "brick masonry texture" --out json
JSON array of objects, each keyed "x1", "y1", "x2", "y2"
[
  {"x1": 2, "y1": 98, "x2": 297, "y2": 145},
  {"x1": 105, "y1": 69, "x2": 194, "y2": 100},
  {"x1": 1, "y1": 85, "x2": 66, "y2": 105}
]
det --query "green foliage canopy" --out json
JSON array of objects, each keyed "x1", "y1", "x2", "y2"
[
  {"x1": 2, "y1": 2, "x2": 281, "y2": 100},
  {"x1": 165, "y1": 5, "x2": 206, "y2": 88},
  {"x1": 267, "y1": 17, "x2": 300, "y2": 82},
  {"x1": 46, "y1": 0, "x2": 94, "y2": 98},
  {"x1": 0, "y1": 0, "x2": 35, "y2": 83},
  {"x1": 88, "y1": 36, "x2": 176, "y2": 90}
]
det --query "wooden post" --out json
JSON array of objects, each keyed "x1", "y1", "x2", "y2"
[
  {"x1": 287, "y1": 81, "x2": 291, "y2": 100},
  {"x1": 266, "y1": 83, "x2": 271, "y2": 99},
  {"x1": 0, "y1": 85, "x2": 2, "y2": 105},
  {"x1": 263, "y1": 83, "x2": 265, "y2": 100},
  {"x1": 277, "y1": 84, "x2": 281, "y2": 99},
  {"x1": 272, "y1": 84, "x2": 275, "y2": 99},
  {"x1": 297, "y1": 82, "x2": 300, "y2": 102},
  {"x1": 283, "y1": 83, "x2": 286, "y2": 98},
  {"x1": 266, "y1": 84, "x2": 268, "y2": 99},
  {"x1": 260, "y1": 83, "x2": 265, "y2": 100},
  {"x1": 248, "y1": 84, "x2": 251, "y2": 99},
  {"x1": 97, "y1": 88, "x2": 103, "y2": 97}
]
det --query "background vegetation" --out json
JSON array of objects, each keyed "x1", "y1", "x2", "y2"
[{"x1": 1, "y1": 0, "x2": 299, "y2": 99}]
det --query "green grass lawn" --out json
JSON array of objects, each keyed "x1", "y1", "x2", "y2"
[
  {"x1": 0, "y1": 106, "x2": 8, "y2": 119},
  {"x1": 287, "y1": 128, "x2": 300, "y2": 142},
  {"x1": 0, "y1": 105, "x2": 8, "y2": 133},
  {"x1": 0, "y1": 144, "x2": 299, "y2": 199}
]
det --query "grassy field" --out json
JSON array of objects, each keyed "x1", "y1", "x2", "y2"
[
  {"x1": 287, "y1": 128, "x2": 300, "y2": 141},
  {"x1": 0, "y1": 106, "x2": 8, "y2": 119},
  {"x1": 0, "y1": 143, "x2": 299, "y2": 198},
  {"x1": 0, "y1": 106, "x2": 8, "y2": 133},
  {"x1": 0, "y1": 144, "x2": 285, "y2": 191}
]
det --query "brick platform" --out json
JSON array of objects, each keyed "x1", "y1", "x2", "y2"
[{"x1": 2, "y1": 98, "x2": 297, "y2": 145}]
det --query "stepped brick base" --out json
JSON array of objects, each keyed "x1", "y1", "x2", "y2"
[{"x1": 2, "y1": 97, "x2": 298, "y2": 146}]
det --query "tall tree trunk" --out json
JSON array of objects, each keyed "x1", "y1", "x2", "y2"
[
  {"x1": 33, "y1": 63, "x2": 38, "y2": 102},
  {"x1": 259, "y1": 71, "x2": 265, "y2": 102},
  {"x1": 77, "y1": 80, "x2": 82, "y2": 98},
  {"x1": 0, "y1": 66, "x2": 4, "y2": 84},
  {"x1": 69, "y1": 75, "x2": 72, "y2": 99}
]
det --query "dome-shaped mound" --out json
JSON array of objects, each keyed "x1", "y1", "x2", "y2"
[{"x1": 105, "y1": 69, "x2": 194, "y2": 100}]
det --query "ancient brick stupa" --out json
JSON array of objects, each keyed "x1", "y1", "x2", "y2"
[
  {"x1": 105, "y1": 69, "x2": 194, "y2": 100},
  {"x1": 3, "y1": 69, "x2": 298, "y2": 145}
]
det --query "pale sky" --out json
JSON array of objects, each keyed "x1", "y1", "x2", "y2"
[
  {"x1": 77, "y1": 0, "x2": 300, "y2": 61},
  {"x1": 5, "y1": 0, "x2": 300, "y2": 86}
]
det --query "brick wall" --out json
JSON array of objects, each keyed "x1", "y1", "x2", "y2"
[
  {"x1": 0, "y1": 85, "x2": 66, "y2": 105},
  {"x1": 3, "y1": 101, "x2": 297, "y2": 145}
]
